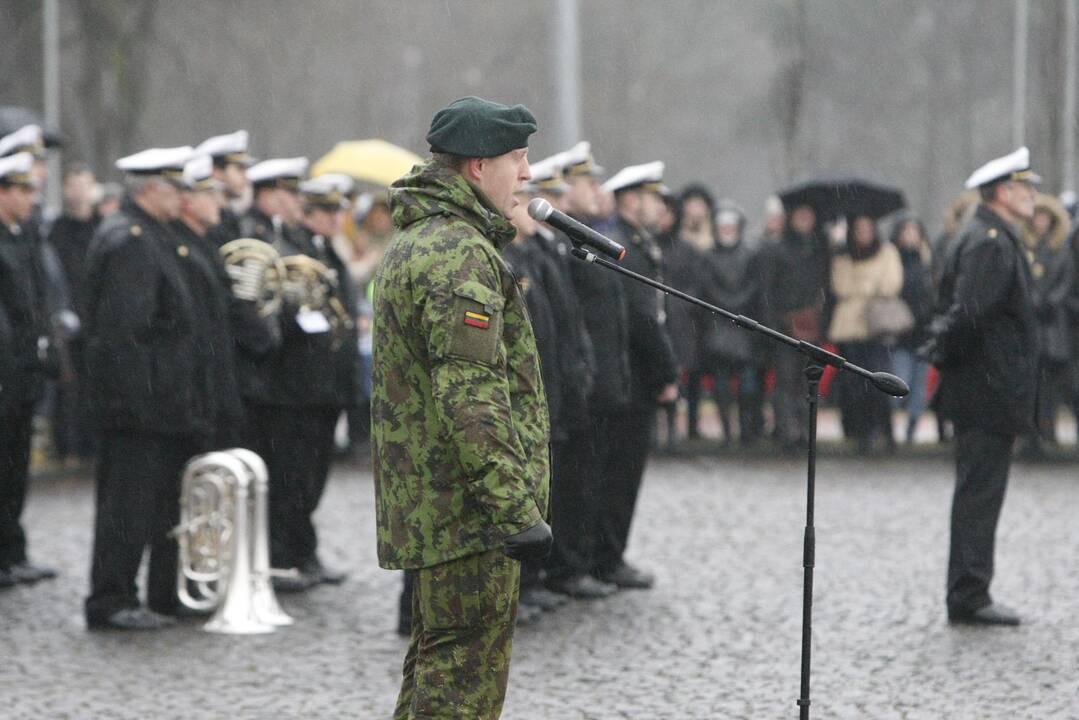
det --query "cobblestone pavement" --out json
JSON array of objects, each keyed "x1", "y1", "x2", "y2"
[{"x1": 2, "y1": 450, "x2": 1078, "y2": 719}]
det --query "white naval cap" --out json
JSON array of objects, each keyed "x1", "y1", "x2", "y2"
[
  {"x1": 247, "y1": 157, "x2": 308, "y2": 188},
  {"x1": 559, "y1": 141, "x2": 604, "y2": 177},
  {"x1": 528, "y1": 155, "x2": 569, "y2": 194},
  {"x1": 115, "y1": 146, "x2": 194, "y2": 181},
  {"x1": 313, "y1": 172, "x2": 356, "y2": 196},
  {"x1": 195, "y1": 130, "x2": 253, "y2": 166},
  {"x1": 181, "y1": 154, "x2": 224, "y2": 191},
  {"x1": 602, "y1": 160, "x2": 666, "y2": 195},
  {"x1": 299, "y1": 176, "x2": 347, "y2": 208},
  {"x1": 0, "y1": 152, "x2": 36, "y2": 186},
  {"x1": 0, "y1": 124, "x2": 45, "y2": 159},
  {"x1": 964, "y1": 146, "x2": 1042, "y2": 189}
]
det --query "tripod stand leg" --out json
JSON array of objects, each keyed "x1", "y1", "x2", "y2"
[{"x1": 797, "y1": 362, "x2": 823, "y2": 719}]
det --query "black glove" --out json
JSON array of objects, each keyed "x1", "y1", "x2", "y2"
[{"x1": 502, "y1": 520, "x2": 553, "y2": 562}]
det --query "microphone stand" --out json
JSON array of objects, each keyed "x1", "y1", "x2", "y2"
[{"x1": 568, "y1": 245, "x2": 908, "y2": 719}]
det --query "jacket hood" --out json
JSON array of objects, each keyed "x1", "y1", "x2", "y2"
[
  {"x1": 388, "y1": 159, "x2": 517, "y2": 249},
  {"x1": 943, "y1": 190, "x2": 980, "y2": 237},
  {"x1": 1022, "y1": 192, "x2": 1070, "y2": 251}
]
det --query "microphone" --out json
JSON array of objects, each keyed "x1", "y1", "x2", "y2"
[{"x1": 527, "y1": 198, "x2": 626, "y2": 261}]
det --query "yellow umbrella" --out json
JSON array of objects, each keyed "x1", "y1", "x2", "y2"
[{"x1": 311, "y1": 139, "x2": 423, "y2": 187}]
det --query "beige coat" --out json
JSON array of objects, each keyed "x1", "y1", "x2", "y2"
[{"x1": 827, "y1": 242, "x2": 904, "y2": 343}]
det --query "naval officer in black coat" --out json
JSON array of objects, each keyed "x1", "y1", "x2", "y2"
[
  {"x1": 925, "y1": 146, "x2": 1041, "y2": 626},
  {"x1": 82, "y1": 145, "x2": 217, "y2": 630}
]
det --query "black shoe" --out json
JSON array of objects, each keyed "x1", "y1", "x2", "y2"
[
  {"x1": 597, "y1": 562, "x2": 655, "y2": 590},
  {"x1": 272, "y1": 568, "x2": 317, "y2": 593},
  {"x1": 519, "y1": 586, "x2": 569, "y2": 611},
  {"x1": 0, "y1": 568, "x2": 15, "y2": 589},
  {"x1": 516, "y1": 600, "x2": 542, "y2": 626},
  {"x1": 302, "y1": 558, "x2": 347, "y2": 585},
  {"x1": 546, "y1": 573, "x2": 617, "y2": 599},
  {"x1": 88, "y1": 607, "x2": 177, "y2": 631},
  {"x1": 9, "y1": 562, "x2": 58, "y2": 584},
  {"x1": 948, "y1": 603, "x2": 1021, "y2": 626}
]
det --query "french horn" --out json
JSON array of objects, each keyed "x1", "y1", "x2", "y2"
[
  {"x1": 280, "y1": 254, "x2": 354, "y2": 348},
  {"x1": 219, "y1": 238, "x2": 287, "y2": 318}
]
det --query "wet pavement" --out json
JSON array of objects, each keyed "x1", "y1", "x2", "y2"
[{"x1": 2, "y1": 447, "x2": 1078, "y2": 719}]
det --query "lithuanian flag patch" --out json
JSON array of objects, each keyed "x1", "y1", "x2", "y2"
[{"x1": 463, "y1": 310, "x2": 491, "y2": 329}]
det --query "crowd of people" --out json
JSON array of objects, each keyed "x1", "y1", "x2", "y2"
[{"x1": 3, "y1": 111, "x2": 1078, "y2": 632}]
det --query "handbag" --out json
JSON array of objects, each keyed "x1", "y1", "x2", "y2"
[{"x1": 865, "y1": 296, "x2": 914, "y2": 338}]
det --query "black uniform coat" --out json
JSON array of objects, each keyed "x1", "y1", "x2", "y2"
[
  {"x1": 503, "y1": 236, "x2": 565, "y2": 439},
  {"x1": 930, "y1": 204, "x2": 1038, "y2": 436},
  {"x1": 208, "y1": 205, "x2": 243, "y2": 249},
  {"x1": 0, "y1": 294, "x2": 14, "y2": 412},
  {"x1": 230, "y1": 206, "x2": 286, "y2": 403},
  {"x1": 0, "y1": 221, "x2": 49, "y2": 409},
  {"x1": 171, "y1": 221, "x2": 246, "y2": 433},
  {"x1": 533, "y1": 226, "x2": 594, "y2": 432},
  {"x1": 569, "y1": 221, "x2": 630, "y2": 413},
  {"x1": 82, "y1": 199, "x2": 215, "y2": 436},
  {"x1": 607, "y1": 216, "x2": 678, "y2": 407},
  {"x1": 261, "y1": 225, "x2": 359, "y2": 409}
]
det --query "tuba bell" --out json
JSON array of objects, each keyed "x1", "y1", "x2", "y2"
[
  {"x1": 172, "y1": 448, "x2": 294, "y2": 634},
  {"x1": 220, "y1": 238, "x2": 287, "y2": 318},
  {"x1": 280, "y1": 254, "x2": 354, "y2": 348}
]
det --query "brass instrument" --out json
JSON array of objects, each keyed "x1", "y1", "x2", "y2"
[
  {"x1": 219, "y1": 238, "x2": 287, "y2": 318},
  {"x1": 280, "y1": 254, "x2": 354, "y2": 348},
  {"x1": 172, "y1": 449, "x2": 294, "y2": 634}
]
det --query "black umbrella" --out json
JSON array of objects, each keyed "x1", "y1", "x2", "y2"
[{"x1": 779, "y1": 177, "x2": 905, "y2": 223}]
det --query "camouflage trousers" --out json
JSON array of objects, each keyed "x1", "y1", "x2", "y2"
[{"x1": 394, "y1": 548, "x2": 520, "y2": 719}]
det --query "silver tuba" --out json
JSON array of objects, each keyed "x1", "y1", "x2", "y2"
[
  {"x1": 172, "y1": 448, "x2": 294, "y2": 634},
  {"x1": 220, "y1": 238, "x2": 287, "y2": 318},
  {"x1": 280, "y1": 254, "x2": 354, "y2": 348}
]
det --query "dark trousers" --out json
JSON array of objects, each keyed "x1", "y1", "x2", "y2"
[
  {"x1": 835, "y1": 342, "x2": 893, "y2": 445},
  {"x1": 249, "y1": 404, "x2": 337, "y2": 569},
  {"x1": 593, "y1": 404, "x2": 653, "y2": 574},
  {"x1": 0, "y1": 404, "x2": 35, "y2": 568},
  {"x1": 85, "y1": 431, "x2": 203, "y2": 621},
  {"x1": 774, "y1": 348, "x2": 809, "y2": 444},
  {"x1": 544, "y1": 426, "x2": 605, "y2": 581},
  {"x1": 53, "y1": 344, "x2": 97, "y2": 460},
  {"x1": 711, "y1": 361, "x2": 765, "y2": 444},
  {"x1": 947, "y1": 428, "x2": 1015, "y2": 613}
]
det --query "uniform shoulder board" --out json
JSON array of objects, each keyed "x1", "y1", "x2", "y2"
[{"x1": 93, "y1": 212, "x2": 141, "y2": 254}]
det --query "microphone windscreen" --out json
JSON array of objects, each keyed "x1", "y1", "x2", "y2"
[{"x1": 527, "y1": 197, "x2": 552, "y2": 221}]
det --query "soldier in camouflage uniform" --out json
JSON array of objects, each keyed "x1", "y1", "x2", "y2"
[{"x1": 371, "y1": 97, "x2": 553, "y2": 719}]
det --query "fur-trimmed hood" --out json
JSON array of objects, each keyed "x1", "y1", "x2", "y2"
[{"x1": 1022, "y1": 193, "x2": 1070, "y2": 251}]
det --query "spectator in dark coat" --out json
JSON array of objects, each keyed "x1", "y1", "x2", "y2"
[
  {"x1": 759, "y1": 203, "x2": 830, "y2": 447},
  {"x1": 655, "y1": 189, "x2": 706, "y2": 446},
  {"x1": 1019, "y1": 194, "x2": 1073, "y2": 454},
  {"x1": 702, "y1": 199, "x2": 765, "y2": 445},
  {"x1": 890, "y1": 213, "x2": 935, "y2": 443},
  {"x1": 669, "y1": 184, "x2": 716, "y2": 439},
  {"x1": 47, "y1": 164, "x2": 100, "y2": 466}
]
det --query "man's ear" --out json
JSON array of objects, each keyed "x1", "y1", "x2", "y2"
[{"x1": 465, "y1": 157, "x2": 485, "y2": 183}]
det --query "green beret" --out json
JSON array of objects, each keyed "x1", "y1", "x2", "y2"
[{"x1": 426, "y1": 96, "x2": 538, "y2": 158}]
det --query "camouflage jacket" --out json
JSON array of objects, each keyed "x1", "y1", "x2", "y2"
[{"x1": 371, "y1": 160, "x2": 550, "y2": 569}]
